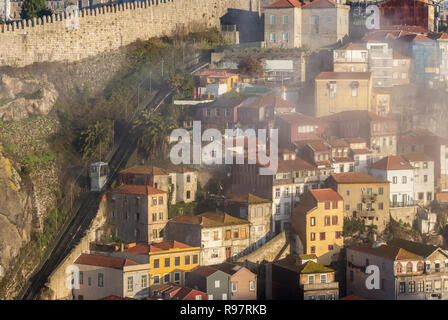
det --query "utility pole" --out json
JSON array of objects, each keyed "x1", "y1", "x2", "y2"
[
  {"x1": 162, "y1": 58, "x2": 164, "y2": 78},
  {"x1": 150, "y1": 71, "x2": 152, "y2": 95}
]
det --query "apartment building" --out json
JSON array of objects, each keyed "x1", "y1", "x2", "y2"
[
  {"x1": 325, "y1": 172, "x2": 390, "y2": 232},
  {"x1": 314, "y1": 72, "x2": 372, "y2": 117},
  {"x1": 72, "y1": 253, "x2": 148, "y2": 300},
  {"x1": 398, "y1": 129, "x2": 448, "y2": 190},
  {"x1": 110, "y1": 241, "x2": 201, "y2": 295},
  {"x1": 271, "y1": 254, "x2": 339, "y2": 300},
  {"x1": 371, "y1": 88, "x2": 391, "y2": 116},
  {"x1": 366, "y1": 41, "x2": 393, "y2": 87},
  {"x1": 118, "y1": 165, "x2": 198, "y2": 205},
  {"x1": 369, "y1": 155, "x2": 415, "y2": 207},
  {"x1": 292, "y1": 189, "x2": 344, "y2": 265},
  {"x1": 401, "y1": 152, "x2": 435, "y2": 206},
  {"x1": 195, "y1": 97, "x2": 246, "y2": 128},
  {"x1": 333, "y1": 42, "x2": 368, "y2": 72},
  {"x1": 392, "y1": 51, "x2": 411, "y2": 86},
  {"x1": 276, "y1": 112, "x2": 326, "y2": 146},
  {"x1": 299, "y1": 141, "x2": 333, "y2": 181},
  {"x1": 347, "y1": 240, "x2": 448, "y2": 300},
  {"x1": 321, "y1": 110, "x2": 398, "y2": 161},
  {"x1": 210, "y1": 262, "x2": 257, "y2": 300},
  {"x1": 345, "y1": 137, "x2": 373, "y2": 172},
  {"x1": 185, "y1": 266, "x2": 231, "y2": 300},
  {"x1": 264, "y1": 0, "x2": 349, "y2": 51},
  {"x1": 326, "y1": 139, "x2": 354, "y2": 173},
  {"x1": 108, "y1": 185, "x2": 168, "y2": 243},
  {"x1": 166, "y1": 212, "x2": 250, "y2": 265},
  {"x1": 224, "y1": 193, "x2": 272, "y2": 250},
  {"x1": 231, "y1": 149, "x2": 320, "y2": 234}
]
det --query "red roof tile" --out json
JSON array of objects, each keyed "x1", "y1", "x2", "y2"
[
  {"x1": 75, "y1": 254, "x2": 138, "y2": 269},
  {"x1": 266, "y1": 0, "x2": 303, "y2": 8},
  {"x1": 369, "y1": 155, "x2": 414, "y2": 170},
  {"x1": 278, "y1": 112, "x2": 321, "y2": 126},
  {"x1": 310, "y1": 188, "x2": 343, "y2": 202},
  {"x1": 329, "y1": 172, "x2": 389, "y2": 184},
  {"x1": 303, "y1": 0, "x2": 337, "y2": 8},
  {"x1": 436, "y1": 193, "x2": 448, "y2": 201},
  {"x1": 111, "y1": 184, "x2": 167, "y2": 195},
  {"x1": 169, "y1": 212, "x2": 249, "y2": 227},
  {"x1": 121, "y1": 240, "x2": 194, "y2": 254},
  {"x1": 401, "y1": 152, "x2": 433, "y2": 162}
]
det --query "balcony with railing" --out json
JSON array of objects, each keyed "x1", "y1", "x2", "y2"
[
  {"x1": 362, "y1": 194, "x2": 377, "y2": 203},
  {"x1": 390, "y1": 200, "x2": 418, "y2": 208},
  {"x1": 301, "y1": 281, "x2": 339, "y2": 291}
]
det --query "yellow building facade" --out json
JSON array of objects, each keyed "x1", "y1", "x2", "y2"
[
  {"x1": 314, "y1": 72, "x2": 372, "y2": 117},
  {"x1": 292, "y1": 189, "x2": 344, "y2": 266}
]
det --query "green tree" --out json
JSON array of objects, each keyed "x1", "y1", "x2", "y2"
[
  {"x1": 21, "y1": 0, "x2": 51, "y2": 20},
  {"x1": 79, "y1": 120, "x2": 113, "y2": 161},
  {"x1": 132, "y1": 111, "x2": 176, "y2": 159},
  {"x1": 168, "y1": 69, "x2": 195, "y2": 98},
  {"x1": 237, "y1": 56, "x2": 264, "y2": 78}
]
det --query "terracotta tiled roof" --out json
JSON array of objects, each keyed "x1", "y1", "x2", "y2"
[
  {"x1": 266, "y1": 0, "x2": 303, "y2": 8},
  {"x1": 276, "y1": 157, "x2": 317, "y2": 172},
  {"x1": 436, "y1": 192, "x2": 448, "y2": 201},
  {"x1": 120, "y1": 165, "x2": 167, "y2": 176},
  {"x1": 327, "y1": 139, "x2": 349, "y2": 148},
  {"x1": 111, "y1": 184, "x2": 167, "y2": 195},
  {"x1": 169, "y1": 212, "x2": 249, "y2": 227},
  {"x1": 369, "y1": 155, "x2": 414, "y2": 170},
  {"x1": 210, "y1": 262, "x2": 245, "y2": 276},
  {"x1": 413, "y1": 34, "x2": 432, "y2": 41},
  {"x1": 191, "y1": 266, "x2": 220, "y2": 277},
  {"x1": 153, "y1": 283, "x2": 205, "y2": 300},
  {"x1": 388, "y1": 238, "x2": 439, "y2": 258},
  {"x1": 315, "y1": 72, "x2": 371, "y2": 80},
  {"x1": 349, "y1": 245, "x2": 423, "y2": 261},
  {"x1": 344, "y1": 137, "x2": 366, "y2": 144},
  {"x1": 226, "y1": 193, "x2": 271, "y2": 204},
  {"x1": 401, "y1": 152, "x2": 433, "y2": 162},
  {"x1": 307, "y1": 140, "x2": 330, "y2": 152},
  {"x1": 303, "y1": 0, "x2": 337, "y2": 8},
  {"x1": 74, "y1": 254, "x2": 138, "y2": 269},
  {"x1": 292, "y1": 204, "x2": 316, "y2": 216},
  {"x1": 332, "y1": 157, "x2": 354, "y2": 163},
  {"x1": 121, "y1": 240, "x2": 194, "y2": 254},
  {"x1": 310, "y1": 188, "x2": 343, "y2": 202},
  {"x1": 329, "y1": 172, "x2": 389, "y2": 184}
]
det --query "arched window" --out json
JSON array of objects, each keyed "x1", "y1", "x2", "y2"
[
  {"x1": 406, "y1": 262, "x2": 413, "y2": 273},
  {"x1": 417, "y1": 261, "x2": 424, "y2": 272},
  {"x1": 396, "y1": 263, "x2": 403, "y2": 274}
]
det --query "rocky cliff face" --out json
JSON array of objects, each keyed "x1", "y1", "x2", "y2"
[
  {"x1": 0, "y1": 147, "x2": 34, "y2": 281},
  {"x1": 0, "y1": 75, "x2": 58, "y2": 121}
]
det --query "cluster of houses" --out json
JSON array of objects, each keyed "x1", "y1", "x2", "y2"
[{"x1": 66, "y1": 0, "x2": 448, "y2": 301}]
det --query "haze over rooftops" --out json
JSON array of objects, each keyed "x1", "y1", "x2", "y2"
[
  {"x1": 329, "y1": 172, "x2": 389, "y2": 184},
  {"x1": 369, "y1": 155, "x2": 414, "y2": 170},
  {"x1": 401, "y1": 152, "x2": 433, "y2": 162}
]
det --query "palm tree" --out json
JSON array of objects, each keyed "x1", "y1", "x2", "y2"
[
  {"x1": 132, "y1": 110, "x2": 176, "y2": 160},
  {"x1": 79, "y1": 120, "x2": 113, "y2": 161}
]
